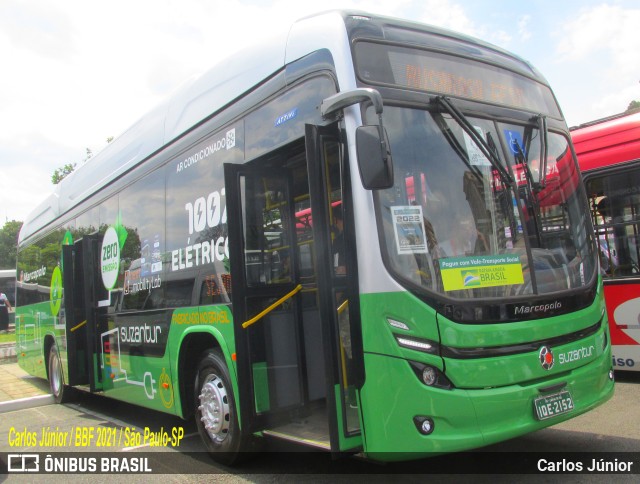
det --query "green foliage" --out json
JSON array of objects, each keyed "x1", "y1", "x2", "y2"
[
  {"x1": 15, "y1": 228, "x2": 67, "y2": 286},
  {"x1": 627, "y1": 100, "x2": 640, "y2": 112},
  {"x1": 0, "y1": 332, "x2": 16, "y2": 343},
  {"x1": 51, "y1": 138, "x2": 113, "y2": 185},
  {"x1": 51, "y1": 163, "x2": 76, "y2": 185},
  {"x1": 0, "y1": 220, "x2": 22, "y2": 269}
]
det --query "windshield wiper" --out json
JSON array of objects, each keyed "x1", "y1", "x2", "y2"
[
  {"x1": 434, "y1": 96, "x2": 514, "y2": 189},
  {"x1": 512, "y1": 136, "x2": 543, "y2": 244},
  {"x1": 522, "y1": 114, "x2": 549, "y2": 192},
  {"x1": 535, "y1": 114, "x2": 548, "y2": 189}
]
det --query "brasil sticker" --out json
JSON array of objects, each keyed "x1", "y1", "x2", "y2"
[{"x1": 439, "y1": 255, "x2": 524, "y2": 292}]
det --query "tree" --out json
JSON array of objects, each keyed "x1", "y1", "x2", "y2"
[
  {"x1": 627, "y1": 100, "x2": 640, "y2": 112},
  {"x1": 51, "y1": 138, "x2": 113, "y2": 185},
  {"x1": 51, "y1": 163, "x2": 77, "y2": 184},
  {"x1": 0, "y1": 220, "x2": 23, "y2": 269}
]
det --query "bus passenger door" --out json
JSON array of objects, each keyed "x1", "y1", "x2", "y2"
[
  {"x1": 62, "y1": 235, "x2": 105, "y2": 391},
  {"x1": 225, "y1": 164, "x2": 309, "y2": 432},
  {"x1": 305, "y1": 123, "x2": 363, "y2": 453}
]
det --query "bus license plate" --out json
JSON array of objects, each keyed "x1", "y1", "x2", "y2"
[{"x1": 534, "y1": 390, "x2": 574, "y2": 420}]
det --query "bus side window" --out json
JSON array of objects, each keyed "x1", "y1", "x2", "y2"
[{"x1": 587, "y1": 168, "x2": 640, "y2": 277}]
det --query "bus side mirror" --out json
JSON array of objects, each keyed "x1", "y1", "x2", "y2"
[{"x1": 356, "y1": 125, "x2": 394, "y2": 190}]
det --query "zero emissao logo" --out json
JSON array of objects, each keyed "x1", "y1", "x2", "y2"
[
  {"x1": 101, "y1": 226, "x2": 120, "y2": 290},
  {"x1": 101, "y1": 216, "x2": 129, "y2": 291}
]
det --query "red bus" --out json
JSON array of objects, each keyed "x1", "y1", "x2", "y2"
[{"x1": 572, "y1": 111, "x2": 640, "y2": 371}]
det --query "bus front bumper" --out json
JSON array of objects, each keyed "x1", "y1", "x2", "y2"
[{"x1": 359, "y1": 348, "x2": 614, "y2": 461}]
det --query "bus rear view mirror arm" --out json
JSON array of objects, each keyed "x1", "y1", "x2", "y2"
[
  {"x1": 321, "y1": 88, "x2": 393, "y2": 190},
  {"x1": 320, "y1": 87, "x2": 383, "y2": 118}
]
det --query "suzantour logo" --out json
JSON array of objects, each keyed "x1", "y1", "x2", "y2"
[
  {"x1": 558, "y1": 345, "x2": 595, "y2": 365},
  {"x1": 539, "y1": 346, "x2": 554, "y2": 370}
]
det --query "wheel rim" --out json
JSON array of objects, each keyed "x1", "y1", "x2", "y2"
[
  {"x1": 51, "y1": 353, "x2": 62, "y2": 396},
  {"x1": 198, "y1": 373, "x2": 231, "y2": 443}
]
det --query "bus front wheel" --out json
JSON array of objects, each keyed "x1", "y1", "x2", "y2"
[{"x1": 194, "y1": 349, "x2": 252, "y2": 465}]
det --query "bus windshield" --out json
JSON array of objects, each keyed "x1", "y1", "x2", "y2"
[{"x1": 371, "y1": 105, "x2": 596, "y2": 305}]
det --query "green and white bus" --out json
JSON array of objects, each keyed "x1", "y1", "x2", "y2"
[{"x1": 16, "y1": 10, "x2": 613, "y2": 463}]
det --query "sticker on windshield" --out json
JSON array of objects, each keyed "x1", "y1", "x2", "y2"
[
  {"x1": 439, "y1": 255, "x2": 524, "y2": 291},
  {"x1": 464, "y1": 126, "x2": 491, "y2": 166},
  {"x1": 504, "y1": 129, "x2": 526, "y2": 156},
  {"x1": 391, "y1": 206, "x2": 428, "y2": 255}
]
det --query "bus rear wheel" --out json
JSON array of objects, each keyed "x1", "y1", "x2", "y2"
[
  {"x1": 194, "y1": 349, "x2": 253, "y2": 465},
  {"x1": 48, "y1": 346, "x2": 72, "y2": 403}
]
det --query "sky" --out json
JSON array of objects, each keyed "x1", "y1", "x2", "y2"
[{"x1": 1, "y1": 0, "x2": 639, "y2": 223}]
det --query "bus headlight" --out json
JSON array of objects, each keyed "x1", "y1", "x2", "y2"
[
  {"x1": 409, "y1": 361, "x2": 454, "y2": 390},
  {"x1": 422, "y1": 366, "x2": 437, "y2": 386}
]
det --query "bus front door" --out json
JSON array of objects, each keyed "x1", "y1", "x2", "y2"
[
  {"x1": 305, "y1": 124, "x2": 363, "y2": 453},
  {"x1": 225, "y1": 163, "x2": 311, "y2": 433},
  {"x1": 225, "y1": 127, "x2": 362, "y2": 454}
]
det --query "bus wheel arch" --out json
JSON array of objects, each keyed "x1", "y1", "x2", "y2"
[{"x1": 177, "y1": 331, "x2": 222, "y2": 420}]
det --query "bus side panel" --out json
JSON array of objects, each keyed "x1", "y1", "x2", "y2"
[
  {"x1": 15, "y1": 302, "x2": 49, "y2": 379},
  {"x1": 604, "y1": 281, "x2": 640, "y2": 371},
  {"x1": 16, "y1": 308, "x2": 66, "y2": 381},
  {"x1": 98, "y1": 309, "x2": 178, "y2": 415},
  {"x1": 16, "y1": 251, "x2": 67, "y2": 382},
  {"x1": 95, "y1": 304, "x2": 237, "y2": 418}
]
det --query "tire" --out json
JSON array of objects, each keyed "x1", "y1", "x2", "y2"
[
  {"x1": 48, "y1": 345, "x2": 72, "y2": 403},
  {"x1": 194, "y1": 349, "x2": 254, "y2": 466}
]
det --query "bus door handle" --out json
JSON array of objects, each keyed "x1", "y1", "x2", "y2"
[{"x1": 241, "y1": 284, "x2": 302, "y2": 329}]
